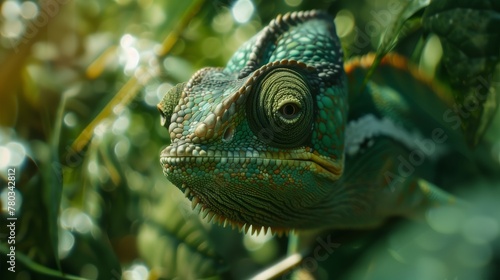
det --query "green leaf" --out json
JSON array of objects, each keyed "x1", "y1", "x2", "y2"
[
  {"x1": 137, "y1": 183, "x2": 228, "y2": 279},
  {"x1": 0, "y1": 243, "x2": 86, "y2": 280},
  {"x1": 41, "y1": 91, "x2": 70, "y2": 272},
  {"x1": 362, "y1": 0, "x2": 431, "y2": 92},
  {"x1": 378, "y1": 0, "x2": 431, "y2": 55},
  {"x1": 423, "y1": 0, "x2": 500, "y2": 146}
]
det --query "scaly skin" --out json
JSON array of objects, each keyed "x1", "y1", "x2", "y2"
[{"x1": 158, "y1": 10, "x2": 458, "y2": 233}]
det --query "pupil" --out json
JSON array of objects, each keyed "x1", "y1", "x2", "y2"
[
  {"x1": 284, "y1": 104, "x2": 295, "y2": 115},
  {"x1": 280, "y1": 103, "x2": 299, "y2": 119}
]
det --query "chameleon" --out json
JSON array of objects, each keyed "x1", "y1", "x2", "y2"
[{"x1": 157, "y1": 10, "x2": 462, "y2": 236}]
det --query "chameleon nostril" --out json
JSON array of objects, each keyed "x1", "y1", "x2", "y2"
[{"x1": 222, "y1": 126, "x2": 235, "y2": 143}]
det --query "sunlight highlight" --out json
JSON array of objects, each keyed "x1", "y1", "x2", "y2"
[
  {"x1": 5, "y1": 142, "x2": 26, "y2": 167},
  {"x1": 231, "y1": 0, "x2": 254, "y2": 24}
]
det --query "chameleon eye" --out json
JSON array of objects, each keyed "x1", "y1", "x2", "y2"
[{"x1": 247, "y1": 67, "x2": 314, "y2": 148}]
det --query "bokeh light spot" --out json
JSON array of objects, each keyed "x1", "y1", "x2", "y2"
[
  {"x1": 80, "y1": 264, "x2": 99, "y2": 280},
  {"x1": 462, "y1": 216, "x2": 499, "y2": 245},
  {"x1": 58, "y1": 229, "x2": 75, "y2": 259},
  {"x1": 426, "y1": 206, "x2": 463, "y2": 234},
  {"x1": 1, "y1": 188, "x2": 22, "y2": 214},
  {"x1": 20, "y1": 1, "x2": 38, "y2": 20},
  {"x1": 284, "y1": 0, "x2": 302, "y2": 7},
  {"x1": 420, "y1": 34, "x2": 443, "y2": 76},
  {"x1": 64, "y1": 112, "x2": 78, "y2": 127},
  {"x1": 335, "y1": 10, "x2": 355, "y2": 38},
  {"x1": 6, "y1": 141, "x2": 26, "y2": 167},
  {"x1": 120, "y1": 33, "x2": 135, "y2": 48},
  {"x1": 74, "y1": 212, "x2": 93, "y2": 234},
  {"x1": 212, "y1": 10, "x2": 233, "y2": 33},
  {"x1": 2, "y1": 19, "x2": 24, "y2": 38},
  {"x1": 88, "y1": 160, "x2": 98, "y2": 175},
  {"x1": 231, "y1": 0, "x2": 254, "y2": 24},
  {"x1": 2, "y1": 1, "x2": 21, "y2": 20},
  {"x1": 124, "y1": 263, "x2": 149, "y2": 280},
  {"x1": 0, "y1": 146, "x2": 11, "y2": 169},
  {"x1": 32, "y1": 41, "x2": 59, "y2": 60},
  {"x1": 114, "y1": 138, "x2": 131, "y2": 159},
  {"x1": 113, "y1": 114, "x2": 131, "y2": 135}
]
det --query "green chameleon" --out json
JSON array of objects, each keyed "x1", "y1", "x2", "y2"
[{"x1": 157, "y1": 9, "x2": 466, "y2": 274}]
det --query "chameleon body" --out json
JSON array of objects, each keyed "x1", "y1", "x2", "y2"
[{"x1": 158, "y1": 10, "x2": 458, "y2": 233}]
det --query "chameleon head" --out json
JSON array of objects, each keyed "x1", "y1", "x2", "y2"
[{"x1": 158, "y1": 10, "x2": 347, "y2": 231}]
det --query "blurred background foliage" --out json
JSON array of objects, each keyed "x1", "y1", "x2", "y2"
[{"x1": 0, "y1": 0, "x2": 499, "y2": 279}]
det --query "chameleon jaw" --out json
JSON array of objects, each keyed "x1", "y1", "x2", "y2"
[
  {"x1": 160, "y1": 146, "x2": 343, "y2": 233},
  {"x1": 160, "y1": 154, "x2": 292, "y2": 235},
  {"x1": 177, "y1": 181, "x2": 291, "y2": 236}
]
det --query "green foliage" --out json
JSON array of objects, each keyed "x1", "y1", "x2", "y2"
[{"x1": 423, "y1": 0, "x2": 500, "y2": 146}]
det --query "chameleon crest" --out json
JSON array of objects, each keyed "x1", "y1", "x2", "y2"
[{"x1": 158, "y1": 10, "x2": 347, "y2": 231}]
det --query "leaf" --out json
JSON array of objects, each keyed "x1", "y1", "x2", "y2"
[
  {"x1": 41, "y1": 92, "x2": 68, "y2": 272},
  {"x1": 378, "y1": 0, "x2": 431, "y2": 55},
  {"x1": 362, "y1": 0, "x2": 431, "y2": 92},
  {"x1": 0, "y1": 243, "x2": 85, "y2": 280},
  {"x1": 423, "y1": 0, "x2": 500, "y2": 146},
  {"x1": 137, "y1": 183, "x2": 228, "y2": 279},
  {"x1": 64, "y1": 232, "x2": 122, "y2": 279}
]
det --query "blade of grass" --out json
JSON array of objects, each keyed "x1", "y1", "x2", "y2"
[
  {"x1": 41, "y1": 90, "x2": 70, "y2": 272},
  {"x1": 86, "y1": 46, "x2": 118, "y2": 80},
  {"x1": 70, "y1": 74, "x2": 144, "y2": 154},
  {"x1": 156, "y1": 0, "x2": 206, "y2": 58}
]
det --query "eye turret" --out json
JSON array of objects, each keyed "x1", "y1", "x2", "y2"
[{"x1": 246, "y1": 67, "x2": 314, "y2": 148}]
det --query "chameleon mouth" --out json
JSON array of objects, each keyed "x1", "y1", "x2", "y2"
[
  {"x1": 308, "y1": 153, "x2": 343, "y2": 176},
  {"x1": 175, "y1": 181, "x2": 291, "y2": 236},
  {"x1": 160, "y1": 146, "x2": 343, "y2": 233},
  {"x1": 160, "y1": 145, "x2": 343, "y2": 177}
]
